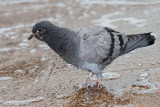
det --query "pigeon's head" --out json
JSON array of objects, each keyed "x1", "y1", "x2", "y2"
[{"x1": 28, "y1": 21, "x2": 52, "y2": 41}]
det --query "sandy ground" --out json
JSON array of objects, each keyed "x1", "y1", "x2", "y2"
[{"x1": 0, "y1": 0, "x2": 160, "y2": 107}]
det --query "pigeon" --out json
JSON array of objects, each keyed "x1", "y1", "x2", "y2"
[{"x1": 28, "y1": 21, "x2": 156, "y2": 89}]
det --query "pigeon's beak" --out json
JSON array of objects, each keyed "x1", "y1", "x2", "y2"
[{"x1": 28, "y1": 33, "x2": 36, "y2": 40}]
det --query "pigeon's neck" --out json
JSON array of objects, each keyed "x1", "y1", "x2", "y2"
[
  {"x1": 44, "y1": 25, "x2": 80, "y2": 66},
  {"x1": 45, "y1": 25, "x2": 78, "y2": 58}
]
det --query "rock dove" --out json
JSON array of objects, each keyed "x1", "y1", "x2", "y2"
[{"x1": 28, "y1": 21, "x2": 156, "y2": 89}]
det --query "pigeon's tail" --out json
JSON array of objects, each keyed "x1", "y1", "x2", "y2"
[{"x1": 119, "y1": 32, "x2": 156, "y2": 56}]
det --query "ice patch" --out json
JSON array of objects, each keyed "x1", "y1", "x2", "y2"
[
  {"x1": 3, "y1": 97, "x2": 44, "y2": 106},
  {"x1": 0, "y1": 77, "x2": 13, "y2": 81}
]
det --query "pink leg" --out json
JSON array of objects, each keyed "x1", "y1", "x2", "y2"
[
  {"x1": 86, "y1": 72, "x2": 94, "y2": 83},
  {"x1": 96, "y1": 80, "x2": 100, "y2": 90}
]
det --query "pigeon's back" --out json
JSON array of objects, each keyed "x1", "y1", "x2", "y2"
[{"x1": 75, "y1": 26, "x2": 128, "y2": 67}]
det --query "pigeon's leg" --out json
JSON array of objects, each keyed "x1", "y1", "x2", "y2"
[
  {"x1": 86, "y1": 72, "x2": 94, "y2": 83},
  {"x1": 95, "y1": 73, "x2": 102, "y2": 90},
  {"x1": 96, "y1": 80, "x2": 100, "y2": 90}
]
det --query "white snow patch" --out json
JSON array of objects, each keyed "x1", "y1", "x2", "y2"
[
  {"x1": 130, "y1": 50, "x2": 136, "y2": 54},
  {"x1": 38, "y1": 44, "x2": 49, "y2": 48},
  {"x1": 67, "y1": 64, "x2": 72, "y2": 67},
  {"x1": 134, "y1": 61, "x2": 143, "y2": 67},
  {"x1": 0, "y1": 0, "x2": 41, "y2": 6},
  {"x1": 90, "y1": 11, "x2": 96, "y2": 15},
  {"x1": 102, "y1": 72, "x2": 120, "y2": 80},
  {"x1": 29, "y1": 69, "x2": 35, "y2": 74},
  {"x1": 78, "y1": 12, "x2": 90, "y2": 19},
  {"x1": 55, "y1": 3, "x2": 65, "y2": 7},
  {"x1": 0, "y1": 97, "x2": 3, "y2": 103},
  {"x1": 0, "y1": 47, "x2": 21, "y2": 52},
  {"x1": 10, "y1": 35, "x2": 18, "y2": 40},
  {"x1": 91, "y1": 12, "x2": 123, "y2": 28},
  {"x1": 0, "y1": 48, "x2": 11, "y2": 52},
  {"x1": 56, "y1": 94, "x2": 69, "y2": 99},
  {"x1": 132, "y1": 73, "x2": 157, "y2": 94},
  {"x1": 92, "y1": 14, "x2": 146, "y2": 28},
  {"x1": 45, "y1": 14, "x2": 65, "y2": 26},
  {"x1": 22, "y1": 39, "x2": 28, "y2": 42},
  {"x1": 77, "y1": 0, "x2": 160, "y2": 6},
  {"x1": 15, "y1": 69, "x2": 24, "y2": 74},
  {"x1": 124, "y1": 55, "x2": 130, "y2": 58},
  {"x1": 91, "y1": 72, "x2": 120, "y2": 80},
  {"x1": 133, "y1": 79, "x2": 157, "y2": 94},
  {"x1": 151, "y1": 33, "x2": 157, "y2": 38},
  {"x1": 30, "y1": 49, "x2": 37, "y2": 53},
  {"x1": 69, "y1": 10, "x2": 74, "y2": 15},
  {"x1": 41, "y1": 57, "x2": 46, "y2": 62},
  {"x1": 0, "y1": 24, "x2": 32, "y2": 37},
  {"x1": 34, "y1": 79, "x2": 38, "y2": 83},
  {"x1": 151, "y1": 62, "x2": 156, "y2": 65},
  {"x1": 0, "y1": 71, "x2": 8, "y2": 73},
  {"x1": 2, "y1": 86, "x2": 7, "y2": 89},
  {"x1": 38, "y1": 44, "x2": 49, "y2": 50},
  {"x1": 140, "y1": 72, "x2": 149, "y2": 78},
  {"x1": 0, "y1": 77, "x2": 13, "y2": 81},
  {"x1": 3, "y1": 97, "x2": 44, "y2": 106},
  {"x1": 18, "y1": 43, "x2": 29, "y2": 47}
]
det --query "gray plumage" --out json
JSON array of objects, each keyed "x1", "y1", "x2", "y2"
[{"x1": 28, "y1": 21, "x2": 156, "y2": 82}]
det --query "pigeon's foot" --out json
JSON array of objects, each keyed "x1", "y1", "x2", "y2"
[{"x1": 86, "y1": 72, "x2": 94, "y2": 83}]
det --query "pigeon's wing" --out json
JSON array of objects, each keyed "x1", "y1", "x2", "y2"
[{"x1": 75, "y1": 26, "x2": 128, "y2": 64}]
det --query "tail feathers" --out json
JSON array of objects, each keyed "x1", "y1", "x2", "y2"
[{"x1": 119, "y1": 32, "x2": 156, "y2": 56}]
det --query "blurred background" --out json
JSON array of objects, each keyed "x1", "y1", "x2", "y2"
[{"x1": 0, "y1": 0, "x2": 160, "y2": 106}]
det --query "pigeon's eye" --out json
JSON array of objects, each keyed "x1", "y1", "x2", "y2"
[{"x1": 37, "y1": 28, "x2": 42, "y2": 32}]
